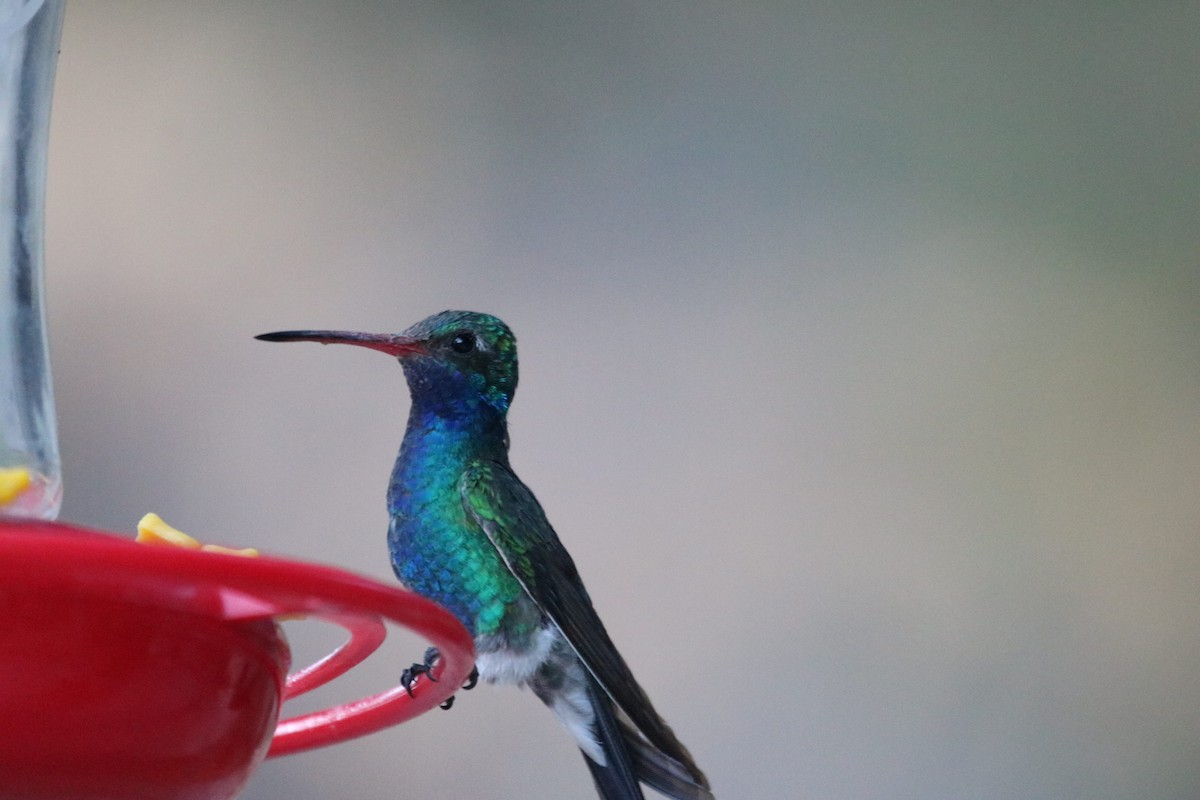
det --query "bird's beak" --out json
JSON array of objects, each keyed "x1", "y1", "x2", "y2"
[{"x1": 255, "y1": 330, "x2": 426, "y2": 358}]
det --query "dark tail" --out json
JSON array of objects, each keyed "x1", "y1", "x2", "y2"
[{"x1": 583, "y1": 674, "x2": 645, "y2": 800}]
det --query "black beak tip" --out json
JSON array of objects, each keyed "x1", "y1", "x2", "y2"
[{"x1": 256, "y1": 331, "x2": 298, "y2": 343}]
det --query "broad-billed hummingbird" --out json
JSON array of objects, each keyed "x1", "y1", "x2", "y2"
[{"x1": 258, "y1": 310, "x2": 712, "y2": 800}]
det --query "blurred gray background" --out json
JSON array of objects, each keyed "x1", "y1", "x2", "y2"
[{"x1": 45, "y1": 2, "x2": 1198, "y2": 799}]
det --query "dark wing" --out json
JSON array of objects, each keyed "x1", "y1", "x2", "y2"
[{"x1": 461, "y1": 459, "x2": 711, "y2": 797}]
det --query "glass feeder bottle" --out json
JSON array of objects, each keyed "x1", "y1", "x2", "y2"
[{"x1": 0, "y1": 0, "x2": 65, "y2": 519}]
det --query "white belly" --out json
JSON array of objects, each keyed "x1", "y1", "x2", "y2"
[{"x1": 474, "y1": 625, "x2": 559, "y2": 685}]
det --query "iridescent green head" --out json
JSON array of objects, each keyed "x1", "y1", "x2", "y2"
[
  {"x1": 399, "y1": 310, "x2": 518, "y2": 413},
  {"x1": 256, "y1": 309, "x2": 519, "y2": 414}
]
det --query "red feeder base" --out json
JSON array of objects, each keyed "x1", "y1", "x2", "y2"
[
  {"x1": 0, "y1": 521, "x2": 474, "y2": 800},
  {"x1": 0, "y1": 590, "x2": 286, "y2": 800}
]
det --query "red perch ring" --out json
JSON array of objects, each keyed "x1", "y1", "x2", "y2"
[{"x1": 0, "y1": 520, "x2": 474, "y2": 800}]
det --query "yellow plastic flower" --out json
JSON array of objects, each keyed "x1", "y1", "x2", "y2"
[
  {"x1": 136, "y1": 512, "x2": 258, "y2": 557},
  {"x1": 0, "y1": 467, "x2": 31, "y2": 506}
]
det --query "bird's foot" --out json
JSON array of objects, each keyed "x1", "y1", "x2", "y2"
[
  {"x1": 440, "y1": 664, "x2": 480, "y2": 710},
  {"x1": 399, "y1": 648, "x2": 479, "y2": 710},
  {"x1": 400, "y1": 646, "x2": 441, "y2": 697}
]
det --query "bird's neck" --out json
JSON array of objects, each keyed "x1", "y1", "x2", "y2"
[{"x1": 389, "y1": 394, "x2": 509, "y2": 507}]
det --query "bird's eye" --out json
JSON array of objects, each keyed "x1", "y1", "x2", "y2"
[{"x1": 450, "y1": 331, "x2": 476, "y2": 354}]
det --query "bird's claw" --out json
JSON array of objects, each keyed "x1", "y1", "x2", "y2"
[
  {"x1": 439, "y1": 665, "x2": 480, "y2": 710},
  {"x1": 400, "y1": 648, "x2": 480, "y2": 710},
  {"x1": 400, "y1": 646, "x2": 441, "y2": 698}
]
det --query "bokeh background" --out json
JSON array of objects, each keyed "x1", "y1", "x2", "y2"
[{"x1": 45, "y1": 2, "x2": 1198, "y2": 799}]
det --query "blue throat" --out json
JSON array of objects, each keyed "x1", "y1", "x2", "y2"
[{"x1": 384, "y1": 360, "x2": 516, "y2": 635}]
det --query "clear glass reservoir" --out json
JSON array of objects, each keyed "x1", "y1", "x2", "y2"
[{"x1": 0, "y1": 0, "x2": 65, "y2": 518}]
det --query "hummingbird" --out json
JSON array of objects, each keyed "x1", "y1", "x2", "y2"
[{"x1": 257, "y1": 311, "x2": 712, "y2": 800}]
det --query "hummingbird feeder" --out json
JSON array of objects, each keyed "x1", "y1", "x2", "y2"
[{"x1": 0, "y1": 3, "x2": 473, "y2": 798}]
